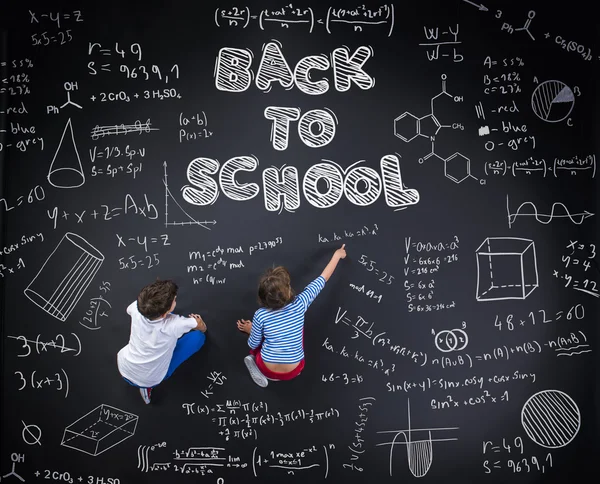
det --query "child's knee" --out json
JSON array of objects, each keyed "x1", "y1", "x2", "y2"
[{"x1": 190, "y1": 329, "x2": 206, "y2": 349}]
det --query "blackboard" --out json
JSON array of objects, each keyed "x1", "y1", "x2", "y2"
[{"x1": 1, "y1": 1, "x2": 598, "y2": 483}]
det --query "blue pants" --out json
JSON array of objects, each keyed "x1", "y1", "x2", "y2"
[{"x1": 123, "y1": 330, "x2": 205, "y2": 388}]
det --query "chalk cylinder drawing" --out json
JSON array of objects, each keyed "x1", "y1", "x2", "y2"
[
  {"x1": 475, "y1": 237, "x2": 538, "y2": 301},
  {"x1": 24, "y1": 232, "x2": 104, "y2": 321},
  {"x1": 47, "y1": 118, "x2": 86, "y2": 189}
]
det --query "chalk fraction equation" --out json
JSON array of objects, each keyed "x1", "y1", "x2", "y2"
[
  {"x1": 181, "y1": 400, "x2": 339, "y2": 440},
  {"x1": 343, "y1": 396, "x2": 375, "y2": 472},
  {"x1": 137, "y1": 443, "x2": 245, "y2": 476},
  {"x1": 200, "y1": 371, "x2": 227, "y2": 399},
  {"x1": 484, "y1": 154, "x2": 596, "y2": 178},
  {"x1": 89, "y1": 145, "x2": 146, "y2": 162},
  {"x1": 214, "y1": 4, "x2": 394, "y2": 36}
]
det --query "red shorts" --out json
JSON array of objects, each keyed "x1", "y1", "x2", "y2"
[{"x1": 250, "y1": 333, "x2": 304, "y2": 381}]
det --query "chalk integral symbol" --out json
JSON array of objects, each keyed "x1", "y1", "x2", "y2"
[{"x1": 47, "y1": 118, "x2": 86, "y2": 189}]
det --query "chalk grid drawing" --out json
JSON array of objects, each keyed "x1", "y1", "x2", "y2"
[
  {"x1": 24, "y1": 232, "x2": 104, "y2": 321},
  {"x1": 476, "y1": 237, "x2": 538, "y2": 301},
  {"x1": 507, "y1": 195, "x2": 594, "y2": 229},
  {"x1": 61, "y1": 404, "x2": 138, "y2": 456},
  {"x1": 376, "y1": 399, "x2": 458, "y2": 478},
  {"x1": 47, "y1": 118, "x2": 86, "y2": 189},
  {"x1": 163, "y1": 161, "x2": 217, "y2": 229},
  {"x1": 521, "y1": 390, "x2": 580, "y2": 448}
]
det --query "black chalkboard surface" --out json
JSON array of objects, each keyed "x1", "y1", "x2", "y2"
[{"x1": 1, "y1": 1, "x2": 599, "y2": 483}]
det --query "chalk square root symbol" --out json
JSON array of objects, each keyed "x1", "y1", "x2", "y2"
[
  {"x1": 61, "y1": 404, "x2": 138, "y2": 456},
  {"x1": 475, "y1": 237, "x2": 538, "y2": 301}
]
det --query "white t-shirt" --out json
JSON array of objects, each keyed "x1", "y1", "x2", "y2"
[{"x1": 117, "y1": 301, "x2": 197, "y2": 387}]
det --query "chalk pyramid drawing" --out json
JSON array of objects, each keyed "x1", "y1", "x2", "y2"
[
  {"x1": 48, "y1": 118, "x2": 86, "y2": 189},
  {"x1": 163, "y1": 161, "x2": 216, "y2": 229}
]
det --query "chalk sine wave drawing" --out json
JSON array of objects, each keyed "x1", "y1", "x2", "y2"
[{"x1": 507, "y1": 195, "x2": 594, "y2": 228}]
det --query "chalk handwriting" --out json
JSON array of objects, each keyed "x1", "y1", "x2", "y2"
[{"x1": 7, "y1": 333, "x2": 82, "y2": 357}]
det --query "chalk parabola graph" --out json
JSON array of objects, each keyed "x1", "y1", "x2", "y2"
[{"x1": 521, "y1": 390, "x2": 581, "y2": 449}]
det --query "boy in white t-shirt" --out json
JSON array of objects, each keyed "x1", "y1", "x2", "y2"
[{"x1": 117, "y1": 279, "x2": 207, "y2": 404}]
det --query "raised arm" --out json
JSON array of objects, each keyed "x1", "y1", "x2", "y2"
[{"x1": 320, "y1": 244, "x2": 347, "y2": 282}]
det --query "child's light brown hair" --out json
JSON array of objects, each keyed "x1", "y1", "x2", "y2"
[
  {"x1": 257, "y1": 266, "x2": 295, "y2": 309},
  {"x1": 137, "y1": 279, "x2": 178, "y2": 320}
]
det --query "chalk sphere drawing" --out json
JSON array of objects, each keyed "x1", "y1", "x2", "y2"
[
  {"x1": 47, "y1": 117, "x2": 86, "y2": 188},
  {"x1": 531, "y1": 80, "x2": 575, "y2": 123},
  {"x1": 521, "y1": 390, "x2": 581, "y2": 448},
  {"x1": 24, "y1": 232, "x2": 105, "y2": 321}
]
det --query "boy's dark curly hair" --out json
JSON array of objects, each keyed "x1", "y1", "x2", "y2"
[
  {"x1": 257, "y1": 266, "x2": 295, "y2": 310},
  {"x1": 137, "y1": 279, "x2": 178, "y2": 320}
]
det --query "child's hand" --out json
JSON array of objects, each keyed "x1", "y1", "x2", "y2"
[
  {"x1": 237, "y1": 319, "x2": 252, "y2": 334},
  {"x1": 335, "y1": 244, "x2": 347, "y2": 259},
  {"x1": 189, "y1": 313, "x2": 207, "y2": 332}
]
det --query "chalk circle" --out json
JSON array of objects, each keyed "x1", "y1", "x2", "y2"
[{"x1": 521, "y1": 390, "x2": 580, "y2": 449}]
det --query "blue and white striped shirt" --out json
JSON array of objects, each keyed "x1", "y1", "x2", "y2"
[{"x1": 248, "y1": 276, "x2": 326, "y2": 364}]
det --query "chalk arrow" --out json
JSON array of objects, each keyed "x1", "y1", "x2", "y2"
[{"x1": 463, "y1": 0, "x2": 489, "y2": 11}]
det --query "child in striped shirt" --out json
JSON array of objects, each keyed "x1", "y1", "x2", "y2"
[{"x1": 237, "y1": 244, "x2": 347, "y2": 387}]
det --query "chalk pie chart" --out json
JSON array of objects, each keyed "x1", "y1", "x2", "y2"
[
  {"x1": 531, "y1": 80, "x2": 575, "y2": 123},
  {"x1": 521, "y1": 390, "x2": 581, "y2": 448}
]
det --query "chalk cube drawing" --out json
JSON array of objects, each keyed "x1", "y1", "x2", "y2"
[
  {"x1": 475, "y1": 237, "x2": 538, "y2": 301},
  {"x1": 61, "y1": 404, "x2": 138, "y2": 456}
]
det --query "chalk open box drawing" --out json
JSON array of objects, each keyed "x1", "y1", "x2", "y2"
[{"x1": 61, "y1": 404, "x2": 138, "y2": 456}]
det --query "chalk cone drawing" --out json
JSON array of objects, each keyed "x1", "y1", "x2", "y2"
[
  {"x1": 24, "y1": 232, "x2": 104, "y2": 321},
  {"x1": 476, "y1": 237, "x2": 538, "y2": 301},
  {"x1": 376, "y1": 399, "x2": 458, "y2": 478},
  {"x1": 47, "y1": 118, "x2": 86, "y2": 189},
  {"x1": 61, "y1": 404, "x2": 138, "y2": 456},
  {"x1": 521, "y1": 390, "x2": 581, "y2": 448},
  {"x1": 163, "y1": 161, "x2": 216, "y2": 229},
  {"x1": 507, "y1": 195, "x2": 594, "y2": 229}
]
